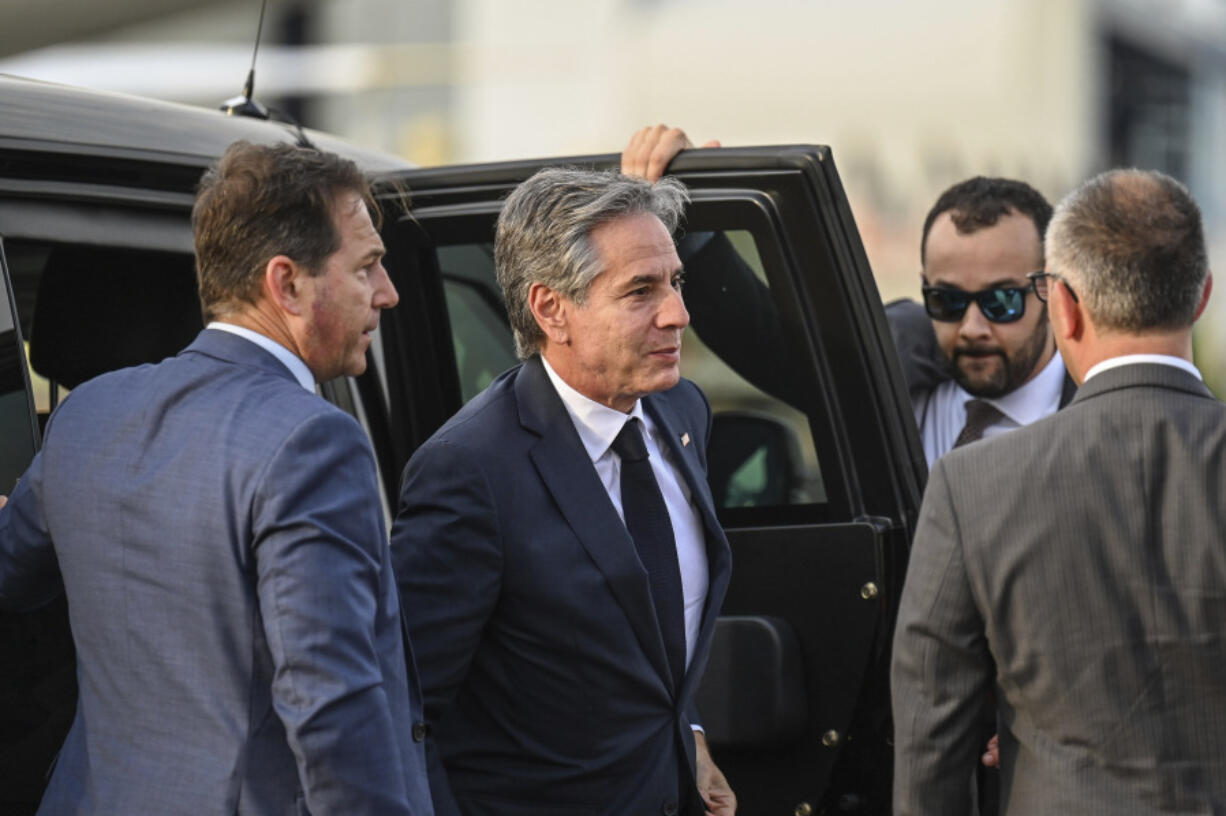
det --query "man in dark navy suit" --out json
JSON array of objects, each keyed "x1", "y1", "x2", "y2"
[{"x1": 393, "y1": 167, "x2": 736, "y2": 816}]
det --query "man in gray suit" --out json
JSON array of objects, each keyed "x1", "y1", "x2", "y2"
[
  {"x1": 892, "y1": 167, "x2": 1221, "y2": 813},
  {"x1": 0, "y1": 141, "x2": 432, "y2": 815}
]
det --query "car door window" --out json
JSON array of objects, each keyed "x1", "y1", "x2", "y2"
[
  {"x1": 0, "y1": 243, "x2": 37, "y2": 493},
  {"x1": 437, "y1": 244, "x2": 517, "y2": 403},
  {"x1": 676, "y1": 228, "x2": 826, "y2": 514},
  {"x1": 2, "y1": 238, "x2": 200, "y2": 424}
]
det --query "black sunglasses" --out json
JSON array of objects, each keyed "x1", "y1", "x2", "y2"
[{"x1": 921, "y1": 275, "x2": 1043, "y2": 324}]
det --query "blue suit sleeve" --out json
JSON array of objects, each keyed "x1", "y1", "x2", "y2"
[
  {"x1": 391, "y1": 437, "x2": 502, "y2": 816},
  {"x1": 252, "y1": 410, "x2": 415, "y2": 816},
  {"x1": 0, "y1": 452, "x2": 61, "y2": 612}
]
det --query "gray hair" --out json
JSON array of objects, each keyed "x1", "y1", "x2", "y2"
[
  {"x1": 1046, "y1": 168, "x2": 1208, "y2": 332},
  {"x1": 495, "y1": 167, "x2": 690, "y2": 359}
]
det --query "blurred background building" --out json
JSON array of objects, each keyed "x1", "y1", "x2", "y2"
[{"x1": 3, "y1": 0, "x2": 1225, "y2": 389}]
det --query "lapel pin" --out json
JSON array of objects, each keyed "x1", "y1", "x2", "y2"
[{"x1": 681, "y1": 432, "x2": 690, "y2": 447}]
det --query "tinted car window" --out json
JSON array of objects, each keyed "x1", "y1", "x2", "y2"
[
  {"x1": 438, "y1": 244, "x2": 517, "y2": 403},
  {"x1": 3, "y1": 239, "x2": 200, "y2": 420},
  {"x1": 679, "y1": 229, "x2": 825, "y2": 510},
  {"x1": 0, "y1": 247, "x2": 36, "y2": 492}
]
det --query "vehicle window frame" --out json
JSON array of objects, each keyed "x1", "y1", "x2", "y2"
[{"x1": 381, "y1": 195, "x2": 859, "y2": 525}]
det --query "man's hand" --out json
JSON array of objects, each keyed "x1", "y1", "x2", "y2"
[
  {"x1": 0, "y1": 495, "x2": 7, "y2": 509},
  {"x1": 981, "y1": 733, "x2": 999, "y2": 768},
  {"x1": 622, "y1": 124, "x2": 721, "y2": 183},
  {"x1": 695, "y1": 730, "x2": 736, "y2": 816}
]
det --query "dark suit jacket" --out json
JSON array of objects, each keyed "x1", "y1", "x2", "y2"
[
  {"x1": 391, "y1": 356, "x2": 732, "y2": 816},
  {"x1": 892, "y1": 363, "x2": 1226, "y2": 814},
  {"x1": 0, "y1": 329, "x2": 431, "y2": 816}
]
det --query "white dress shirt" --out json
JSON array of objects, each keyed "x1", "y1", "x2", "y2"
[
  {"x1": 917, "y1": 351, "x2": 1067, "y2": 466},
  {"x1": 540, "y1": 356, "x2": 709, "y2": 670},
  {"x1": 207, "y1": 321, "x2": 315, "y2": 392},
  {"x1": 1084, "y1": 353, "x2": 1202, "y2": 382}
]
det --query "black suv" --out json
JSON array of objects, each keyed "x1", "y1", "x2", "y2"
[{"x1": 0, "y1": 74, "x2": 925, "y2": 815}]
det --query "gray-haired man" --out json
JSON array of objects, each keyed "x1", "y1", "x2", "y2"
[
  {"x1": 892, "y1": 168, "x2": 1222, "y2": 813},
  {"x1": 392, "y1": 168, "x2": 737, "y2": 815}
]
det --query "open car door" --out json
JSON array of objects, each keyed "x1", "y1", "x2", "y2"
[{"x1": 363, "y1": 146, "x2": 927, "y2": 813}]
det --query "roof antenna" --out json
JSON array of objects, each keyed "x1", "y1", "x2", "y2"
[{"x1": 220, "y1": 0, "x2": 271, "y2": 120}]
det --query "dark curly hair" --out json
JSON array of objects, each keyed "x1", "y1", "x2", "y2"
[{"x1": 920, "y1": 176, "x2": 1053, "y2": 265}]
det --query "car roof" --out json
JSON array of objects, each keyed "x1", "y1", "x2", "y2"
[{"x1": 0, "y1": 73, "x2": 412, "y2": 175}]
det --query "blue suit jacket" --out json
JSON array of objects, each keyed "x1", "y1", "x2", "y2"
[
  {"x1": 392, "y1": 356, "x2": 732, "y2": 816},
  {"x1": 0, "y1": 329, "x2": 432, "y2": 816}
]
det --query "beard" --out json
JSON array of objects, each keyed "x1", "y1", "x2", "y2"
[{"x1": 946, "y1": 309, "x2": 1050, "y2": 398}]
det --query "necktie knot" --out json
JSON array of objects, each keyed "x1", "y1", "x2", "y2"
[
  {"x1": 954, "y1": 399, "x2": 1005, "y2": 448},
  {"x1": 612, "y1": 419, "x2": 650, "y2": 463}
]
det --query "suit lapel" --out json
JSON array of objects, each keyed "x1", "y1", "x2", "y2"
[
  {"x1": 516, "y1": 358, "x2": 676, "y2": 692},
  {"x1": 644, "y1": 392, "x2": 732, "y2": 696},
  {"x1": 644, "y1": 393, "x2": 721, "y2": 545}
]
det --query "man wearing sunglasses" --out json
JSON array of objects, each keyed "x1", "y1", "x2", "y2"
[
  {"x1": 893, "y1": 168, "x2": 1221, "y2": 814},
  {"x1": 620, "y1": 128, "x2": 1075, "y2": 467},
  {"x1": 894, "y1": 176, "x2": 1077, "y2": 466}
]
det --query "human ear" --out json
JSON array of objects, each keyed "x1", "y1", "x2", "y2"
[
  {"x1": 1193, "y1": 272, "x2": 1213, "y2": 321},
  {"x1": 262, "y1": 255, "x2": 307, "y2": 317},
  {"x1": 528, "y1": 283, "x2": 569, "y2": 345},
  {"x1": 1049, "y1": 277, "x2": 1082, "y2": 342}
]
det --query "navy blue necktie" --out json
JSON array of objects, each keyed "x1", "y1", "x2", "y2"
[{"x1": 612, "y1": 418, "x2": 686, "y2": 692}]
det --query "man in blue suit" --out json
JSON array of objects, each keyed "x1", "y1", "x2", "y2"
[
  {"x1": 393, "y1": 168, "x2": 737, "y2": 816},
  {"x1": 0, "y1": 141, "x2": 432, "y2": 815}
]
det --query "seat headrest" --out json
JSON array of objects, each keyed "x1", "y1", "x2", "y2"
[{"x1": 28, "y1": 246, "x2": 202, "y2": 389}]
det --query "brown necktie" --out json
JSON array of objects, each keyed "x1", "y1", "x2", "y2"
[{"x1": 954, "y1": 399, "x2": 1004, "y2": 448}]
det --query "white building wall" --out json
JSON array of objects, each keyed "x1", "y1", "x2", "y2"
[{"x1": 447, "y1": 0, "x2": 1101, "y2": 293}]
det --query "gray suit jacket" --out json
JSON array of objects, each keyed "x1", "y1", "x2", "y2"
[
  {"x1": 392, "y1": 356, "x2": 732, "y2": 816},
  {"x1": 0, "y1": 329, "x2": 432, "y2": 816},
  {"x1": 892, "y1": 362, "x2": 1226, "y2": 814}
]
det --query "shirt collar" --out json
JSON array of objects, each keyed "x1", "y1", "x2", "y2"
[
  {"x1": 206, "y1": 321, "x2": 316, "y2": 392},
  {"x1": 540, "y1": 355, "x2": 647, "y2": 463},
  {"x1": 1084, "y1": 353, "x2": 1202, "y2": 382}
]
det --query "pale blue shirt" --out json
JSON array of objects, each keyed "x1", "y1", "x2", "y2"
[
  {"x1": 207, "y1": 321, "x2": 315, "y2": 392},
  {"x1": 540, "y1": 355, "x2": 709, "y2": 672},
  {"x1": 917, "y1": 351, "x2": 1068, "y2": 466}
]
